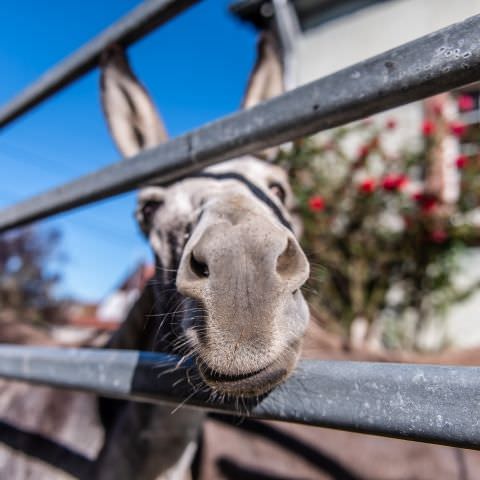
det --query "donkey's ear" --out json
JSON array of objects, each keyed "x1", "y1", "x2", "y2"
[
  {"x1": 242, "y1": 31, "x2": 284, "y2": 110},
  {"x1": 100, "y1": 46, "x2": 168, "y2": 157},
  {"x1": 242, "y1": 32, "x2": 284, "y2": 160}
]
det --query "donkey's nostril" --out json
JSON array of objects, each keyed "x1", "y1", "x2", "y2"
[
  {"x1": 276, "y1": 237, "x2": 309, "y2": 290},
  {"x1": 190, "y1": 252, "x2": 209, "y2": 278},
  {"x1": 276, "y1": 239, "x2": 298, "y2": 276}
]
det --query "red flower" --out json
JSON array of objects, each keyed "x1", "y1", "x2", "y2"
[
  {"x1": 430, "y1": 230, "x2": 448, "y2": 244},
  {"x1": 458, "y1": 94, "x2": 475, "y2": 112},
  {"x1": 386, "y1": 118, "x2": 397, "y2": 130},
  {"x1": 358, "y1": 144, "x2": 370, "y2": 158},
  {"x1": 450, "y1": 121, "x2": 468, "y2": 138},
  {"x1": 421, "y1": 120, "x2": 436, "y2": 136},
  {"x1": 413, "y1": 192, "x2": 437, "y2": 213},
  {"x1": 381, "y1": 174, "x2": 408, "y2": 191},
  {"x1": 359, "y1": 178, "x2": 376, "y2": 194},
  {"x1": 412, "y1": 192, "x2": 422, "y2": 202},
  {"x1": 455, "y1": 154, "x2": 469, "y2": 169},
  {"x1": 308, "y1": 195, "x2": 325, "y2": 212}
]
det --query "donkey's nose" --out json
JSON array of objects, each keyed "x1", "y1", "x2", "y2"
[
  {"x1": 176, "y1": 220, "x2": 309, "y2": 300},
  {"x1": 189, "y1": 251, "x2": 210, "y2": 279}
]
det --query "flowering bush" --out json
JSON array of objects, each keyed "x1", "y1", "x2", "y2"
[{"x1": 276, "y1": 95, "x2": 480, "y2": 349}]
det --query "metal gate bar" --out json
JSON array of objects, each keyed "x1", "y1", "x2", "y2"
[
  {"x1": 0, "y1": 345, "x2": 478, "y2": 449},
  {"x1": 1, "y1": 13, "x2": 480, "y2": 232},
  {"x1": 0, "y1": 0, "x2": 199, "y2": 129}
]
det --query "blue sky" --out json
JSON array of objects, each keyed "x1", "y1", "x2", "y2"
[{"x1": 0, "y1": 0, "x2": 256, "y2": 301}]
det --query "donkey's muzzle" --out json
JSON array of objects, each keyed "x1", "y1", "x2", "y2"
[{"x1": 175, "y1": 195, "x2": 310, "y2": 396}]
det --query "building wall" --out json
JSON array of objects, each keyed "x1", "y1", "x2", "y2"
[
  {"x1": 294, "y1": 0, "x2": 480, "y2": 154},
  {"x1": 296, "y1": 0, "x2": 480, "y2": 85},
  {"x1": 291, "y1": 0, "x2": 480, "y2": 349}
]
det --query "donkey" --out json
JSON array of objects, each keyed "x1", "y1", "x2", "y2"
[
  {"x1": 91, "y1": 32, "x2": 310, "y2": 479},
  {"x1": 1, "y1": 31, "x2": 479, "y2": 480}
]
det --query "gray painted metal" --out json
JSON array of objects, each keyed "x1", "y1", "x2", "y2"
[
  {"x1": 0, "y1": 345, "x2": 478, "y2": 448},
  {"x1": 272, "y1": 0, "x2": 301, "y2": 90},
  {"x1": 0, "y1": 0, "x2": 199, "y2": 129},
  {"x1": 2, "y1": 13, "x2": 480, "y2": 231}
]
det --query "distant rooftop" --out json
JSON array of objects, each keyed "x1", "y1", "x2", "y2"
[{"x1": 230, "y1": 0, "x2": 392, "y2": 31}]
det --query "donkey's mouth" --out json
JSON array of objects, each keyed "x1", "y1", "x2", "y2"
[{"x1": 197, "y1": 345, "x2": 299, "y2": 397}]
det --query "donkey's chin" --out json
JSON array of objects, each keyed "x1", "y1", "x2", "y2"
[{"x1": 196, "y1": 341, "x2": 301, "y2": 397}]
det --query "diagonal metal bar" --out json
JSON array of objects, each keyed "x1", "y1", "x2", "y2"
[
  {"x1": 0, "y1": 345, "x2": 478, "y2": 449},
  {"x1": 2, "y1": 14, "x2": 480, "y2": 231},
  {"x1": 0, "y1": 0, "x2": 200, "y2": 129}
]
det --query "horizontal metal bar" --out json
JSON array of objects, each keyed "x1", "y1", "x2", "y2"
[
  {"x1": 0, "y1": 0, "x2": 199, "y2": 129},
  {"x1": 0, "y1": 345, "x2": 478, "y2": 448},
  {"x1": 2, "y1": 14, "x2": 480, "y2": 231}
]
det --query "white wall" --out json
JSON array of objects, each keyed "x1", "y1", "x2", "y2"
[
  {"x1": 296, "y1": 0, "x2": 480, "y2": 85},
  {"x1": 294, "y1": 0, "x2": 480, "y2": 156},
  {"x1": 292, "y1": 0, "x2": 480, "y2": 349}
]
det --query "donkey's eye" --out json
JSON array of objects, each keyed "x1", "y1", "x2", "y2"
[
  {"x1": 141, "y1": 200, "x2": 162, "y2": 224},
  {"x1": 268, "y1": 182, "x2": 286, "y2": 204}
]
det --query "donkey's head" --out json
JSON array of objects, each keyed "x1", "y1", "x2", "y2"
[{"x1": 100, "y1": 35, "x2": 309, "y2": 397}]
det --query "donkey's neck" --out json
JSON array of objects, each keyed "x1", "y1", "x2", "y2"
[
  {"x1": 93, "y1": 402, "x2": 203, "y2": 480},
  {"x1": 94, "y1": 261, "x2": 204, "y2": 480}
]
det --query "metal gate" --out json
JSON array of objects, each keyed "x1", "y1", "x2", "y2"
[{"x1": 0, "y1": 0, "x2": 479, "y2": 449}]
